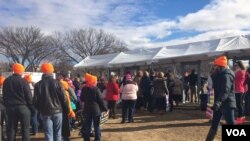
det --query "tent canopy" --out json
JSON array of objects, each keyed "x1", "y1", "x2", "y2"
[
  {"x1": 74, "y1": 35, "x2": 250, "y2": 69},
  {"x1": 74, "y1": 53, "x2": 120, "y2": 69},
  {"x1": 108, "y1": 48, "x2": 162, "y2": 67}
]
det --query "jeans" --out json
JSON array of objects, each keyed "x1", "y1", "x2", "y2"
[
  {"x1": 31, "y1": 110, "x2": 38, "y2": 134},
  {"x1": 84, "y1": 114, "x2": 101, "y2": 141},
  {"x1": 6, "y1": 105, "x2": 31, "y2": 141},
  {"x1": 122, "y1": 100, "x2": 136, "y2": 122},
  {"x1": 235, "y1": 93, "x2": 245, "y2": 117},
  {"x1": 42, "y1": 112, "x2": 62, "y2": 141},
  {"x1": 211, "y1": 107, "x2": 235, "y2": 132}
]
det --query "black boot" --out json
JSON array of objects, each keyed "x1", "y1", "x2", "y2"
[{"x1": 205, "y1": 128, "x2": 217, "y2": 141}]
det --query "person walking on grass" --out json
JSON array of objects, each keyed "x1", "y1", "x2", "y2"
[
  {"x1": 3, "y1": 63, "x2": 35, "y2": 141},
  {"x1": 206, "y1": 56, "x2": 236, "y2": 141},
  {"x1": 120, "y1": 74, "x2": 138, "y2": 123},
  {"x1": 34, "y1": 63, "x2": 68, "y2": 141}
]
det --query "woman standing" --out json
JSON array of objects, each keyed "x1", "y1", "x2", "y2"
[
  {"x1": 234, "y1": 61, "x2": 246, "y2": 124},
  {"x1": 120, "y1": 74, "x2": 138, "y2": 123},
  {"x1": 134, "y1": 71, "x2": 144, "y2": 111},
  {"x1": 81, "y1": 73, "x2": 107, "y2": 141},
  {"x1": 173, "y1": 76, "x2": 183, "y2": 107},
  {"x1": 105, "y1": 75, "x2": 120, "y2": 119},
  {"x1": 153, "y1": 72, "x2": 169, "y2": 114}
]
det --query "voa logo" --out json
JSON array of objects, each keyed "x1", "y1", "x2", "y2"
[{"x1": 226, "y1": 129, "x2": 246, "y2": 136}]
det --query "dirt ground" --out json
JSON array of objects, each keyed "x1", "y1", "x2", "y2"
[{"x1": 15, "y1": 103, "x2": 249, "y2": 141}]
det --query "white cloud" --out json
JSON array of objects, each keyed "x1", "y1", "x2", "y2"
[
  {"x1": 1, "y1": 0, "x2": 250, "y2": 49},
  {"x1": 178, "y1": 0, "x2": 250, "y2": 31}
]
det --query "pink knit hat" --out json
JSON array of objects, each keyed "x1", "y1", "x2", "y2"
[{"x1": 126, "y1": 74, "x2": 132, "y2": 81}]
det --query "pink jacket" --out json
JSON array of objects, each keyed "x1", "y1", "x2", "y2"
[
  {"x1": 235, "y1": 70, "x2": 245, "y2": 93},
  {"x1": 120, "y1": 81, "x2": 138, "y2": 100}
]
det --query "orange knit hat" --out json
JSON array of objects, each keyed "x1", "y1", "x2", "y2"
[
  {"x1": 61, "y1": 80, "x2": 69, "y2": 90},
  {"x1": 88, "y1": 75, "x2": 97, "y2": 85},
  {"x1": 0, "y1": 76, "x2": 5, "y2": 86},
  {"x1": 24, "y1": 74, "x2": 32, "y2": 83},
  {"x1": 84, "y1": 73, "x2": 92, "y2": 82},
  {"x1": 213, "y1": 56, "x2": 228, "y2": 67},
  {"x1": 12, "y1": 63, "x2": 25, "y2": 74},
  {"x1": 41, "y1": 63, "x2": 54, "y2": 74}
]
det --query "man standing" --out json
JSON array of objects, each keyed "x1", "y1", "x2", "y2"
[
  {"x1": 206, "y1": 56, "x2": 236, "y2": 141},
  {"x1": 34, "y1": 63, "x2": 68, "y2": 141},
  {"x1": 3, "y1": 63, "x2": 35, "y2": 141}
]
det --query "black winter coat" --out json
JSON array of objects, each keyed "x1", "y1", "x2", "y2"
[
  {"x1": 213, "y1": 68, "x2": 236, "y2": 109},
  {"x1": 80, "y1": 86, "x2": 107, "y2": 116},
  {"x1": 3, "y1": 74, "x2": 34, "y2": 111},
  {"x1": 34, "y1": 74, "x2": 68, "y2": 116}
]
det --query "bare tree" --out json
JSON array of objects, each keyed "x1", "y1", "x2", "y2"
[
  {"x1": 60, "y1": 28, "x2": 128, "y2": 63},
  {"x1": 0, "y1": 26, "x2": 55, "y2": 71}
]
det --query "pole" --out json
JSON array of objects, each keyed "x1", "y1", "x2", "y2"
[{"x1": 197, "y1": 61, "x2": 201, "y2": 104}]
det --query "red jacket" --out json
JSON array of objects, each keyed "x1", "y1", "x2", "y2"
[
  {"x1": 105, "y1": 81, "x2": 120, "y2": 101},
  {"x1": 235, "y1": 70, "x2": 245, "y2": 93}
]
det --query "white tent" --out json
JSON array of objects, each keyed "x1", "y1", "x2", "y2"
[
  {"x1": 108, "y1": 48, "x2": 162, "y2": 67},
  {"x1": 74, "y1": 53, "x2": 120, "y2": 69},
  {"x1": 152, "y1": 35, "x2": 250, "y2": 63},
  {"x1": 74, "y1": 35, "x2": 250, "y2": 69}
]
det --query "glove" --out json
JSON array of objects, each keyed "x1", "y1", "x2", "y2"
[
  {"x1": 211, "y1": 101, "x2": 221, "y2": 112},
  {"x1": 68, "y1": 111, "x2": 75, "y2": 118}
]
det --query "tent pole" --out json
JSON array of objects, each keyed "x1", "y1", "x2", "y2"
[{"x1": 197, "y1": 61, "x2": 201, "y2": 104}]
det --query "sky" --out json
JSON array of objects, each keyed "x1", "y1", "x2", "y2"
[{"x1": 1, "y1": 0, "x2": 250, "y2": 49}]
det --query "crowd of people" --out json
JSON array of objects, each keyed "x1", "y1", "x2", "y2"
[{"x1": 0, "y1": 55, "x2": 250, "y2": 141}]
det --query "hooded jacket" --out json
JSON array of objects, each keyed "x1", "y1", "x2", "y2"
[{"x1": 33, "y1": 74, "x2": 68, "y2": 116}]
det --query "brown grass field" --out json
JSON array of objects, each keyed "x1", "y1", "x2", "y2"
[{"x1": 14, "y1": 103, "x2": 249, "y2": 141}]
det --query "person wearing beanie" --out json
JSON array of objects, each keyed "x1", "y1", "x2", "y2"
[
  {"x1": 205, "y1": 56, "x2": 236, "y2": 141},
  {"x1": 80, "y1": 74, "x2": 107, "y2": 141},
  {"x1": 120, "y1": 74, "x2": 138, "y2": 123},
  {"x1": 34, "y1": 63, "x2": 68, "y2": 141},
  {"x1": 61, "y1": 80, "x2": 75, "y2": 141},
  {"x1": 3, "y1": 63, "x2": 35, "y2": 141}
]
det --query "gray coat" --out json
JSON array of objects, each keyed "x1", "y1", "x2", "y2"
[{"x1": 153, "y1": 78, "x2": 169, "y2": 98}]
